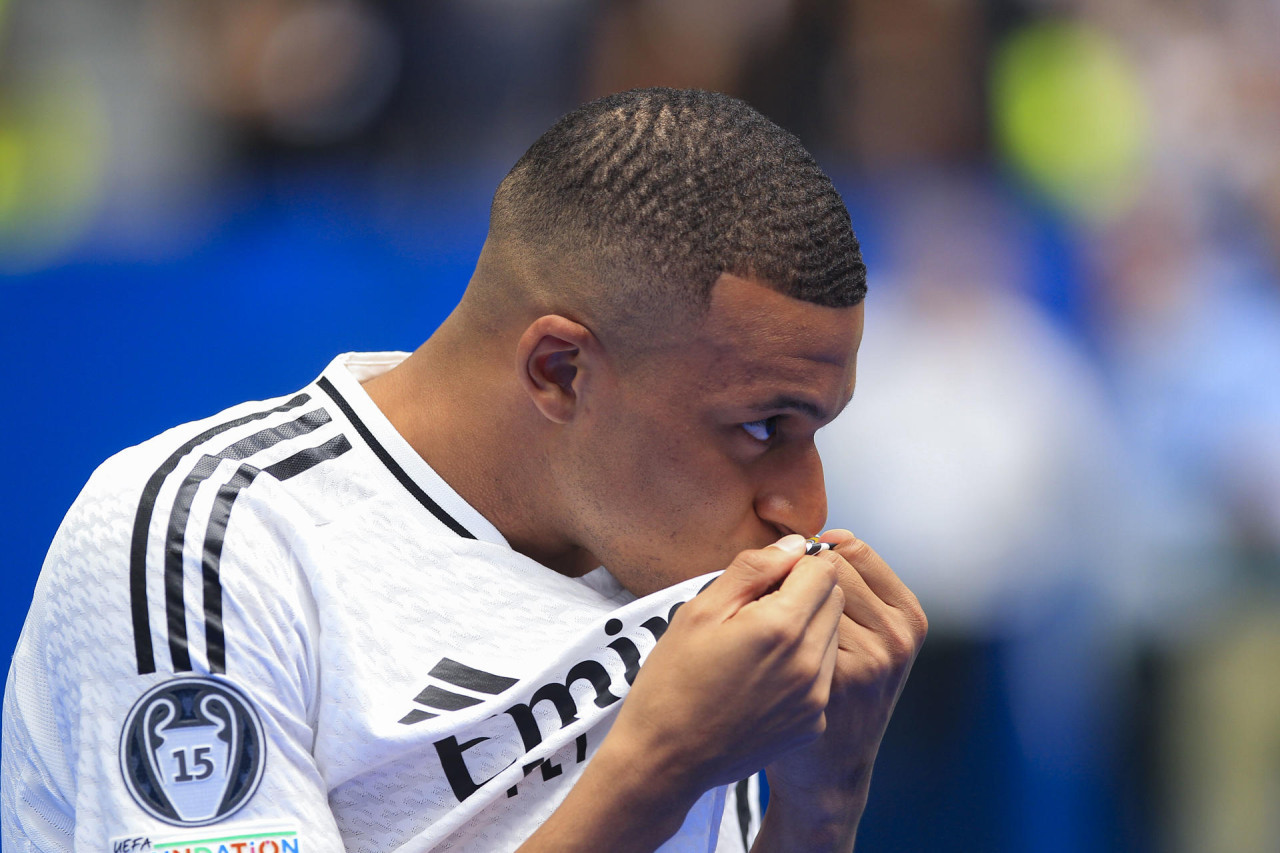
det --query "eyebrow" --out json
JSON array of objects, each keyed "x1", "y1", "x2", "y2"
[
  {"x1": 748, "y1": 395, "x2": 830, "y2": 421},
  {"x1": 748, "y1": 387, "x2": 857, "y2": 423}
]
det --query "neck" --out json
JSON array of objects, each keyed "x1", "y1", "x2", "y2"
[{"x1": 362, "y1": 317, "x2": 600, "y2": 577}]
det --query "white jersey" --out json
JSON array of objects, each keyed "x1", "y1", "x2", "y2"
[{"x1": 3, "y1": 353, "x2": 762, "y2": 853}]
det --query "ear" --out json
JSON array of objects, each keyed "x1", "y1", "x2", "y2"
[{"x1": 515, "y1": 315, "x2": 602, "y2": 424}]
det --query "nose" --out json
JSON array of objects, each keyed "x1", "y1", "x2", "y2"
[{"x1": 753, "y1": 440, "x2": 828, "y2": 538}]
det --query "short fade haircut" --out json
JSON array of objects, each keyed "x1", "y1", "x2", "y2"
[{"x1": 489, "y1": 88, "x2": 866, "y2": 333}]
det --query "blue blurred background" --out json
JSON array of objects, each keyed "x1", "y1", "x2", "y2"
[{"x1": 4, "y1": 1, "x2": 1279, "y2": 850}]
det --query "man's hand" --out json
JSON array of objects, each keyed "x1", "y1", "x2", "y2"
[
  {"x1": 755, "y1": 531, "x2": 928, "y2": 852},
  {"x1": 610, "y1": 534, "x2": 848, "y2": 789},
  {"x1": 517, "y1": 534, "x2": 845, "y2": 852}
]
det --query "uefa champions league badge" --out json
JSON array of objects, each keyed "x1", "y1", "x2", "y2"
[{"x1": 119, "y1": 677, "x2": 266, "y2": 826}]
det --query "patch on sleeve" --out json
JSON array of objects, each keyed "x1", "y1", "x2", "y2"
[
  {"x1": 119, "y1": 677, "x2": 267, "y2": 826},
  {"x1": 109, "y1": 822, "x2": 300, "y2": 853}
]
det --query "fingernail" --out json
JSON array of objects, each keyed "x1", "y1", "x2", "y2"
[{"x1": 768, "y1": 534, "x2": 806, "y2": 555}]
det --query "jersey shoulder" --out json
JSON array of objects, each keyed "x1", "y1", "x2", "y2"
[
  {"x1": 24, "y1": 385, "x2": 347, "y2": 686},
  {"x1": 4, "y1": 385, "x2": 353, "y2": 848}
]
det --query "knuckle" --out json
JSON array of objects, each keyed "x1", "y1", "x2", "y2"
[
  {"x1": 821, "y1": 548, "x2": 854, "y2": 578},
  {"x1": 729, "y1": 548, "x2": 772, "y2": 575},
  {"x1": 802, "y1": 555, "x2": 840, "y2": 587},
  {"x1": 728, "y1": 546, "x2": 793, "y2": 581},
  {"x1": 797, "y1": 687, "x2": 828, "y2": 721},
  {"x1": 911, "y1": 605, "x2": 929, "y2": 642},
  {"x1": 894, "y1": 591, "x2": 929, "y2": 643},
  {"x1": 801, "y1": 647, "x2": 831, "y2": 682},
  {"x1": 884, "y1": 624, "x2": 917, "y2": 659},
  {"x1": 755, "y1": 612, "x2": 797, "y2": 647},
  {"x1": 840, "y1": 536, "x2": 874, "y2": 565},
  {"x1": 867, "y1": 643, "x2": 894, "y2": 673},
  {"x1": 669, "y1": 597, "x2": 712, "y2": 630},
  {"x1": 668, "y1": 597, "x2": 698, "y2": 623}
]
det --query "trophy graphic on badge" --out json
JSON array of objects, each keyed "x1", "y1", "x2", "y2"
[{"x1": 120, "y1": 678, "x2": 266, "y2": 826}]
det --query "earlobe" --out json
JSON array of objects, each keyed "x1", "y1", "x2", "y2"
[{"x1": 516, "y1": 315, "x2": 594, "y2": 424}]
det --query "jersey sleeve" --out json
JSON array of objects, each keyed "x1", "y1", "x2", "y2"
[{"x1": 2, "y1": 445, "x2": 346, "y2": 852}]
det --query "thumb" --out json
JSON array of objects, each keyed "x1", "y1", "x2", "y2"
[{"x1": 699, "y1": 534, "x2": 808, "y2": 614}]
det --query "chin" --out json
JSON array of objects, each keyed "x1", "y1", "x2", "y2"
[{"x1": 608, "y1": 535, "x2": 755, "y2": 595}]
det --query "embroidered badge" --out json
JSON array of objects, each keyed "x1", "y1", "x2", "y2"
[{"x1": 119, "y1": 678, "x2": 266, "y2": 826}]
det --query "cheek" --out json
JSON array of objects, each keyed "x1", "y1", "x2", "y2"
[
  {"x1": 606, "y1": 441, "x2": 703, "y2": 520},
  {"x1": 564, "y1": 416, "x2": 677, "y2": 527},
  {"x1": 623, "y1": 428, "x2": 725, "y2": 508},
  {"x1": 575, "y1": 442, "x2": 770, "y2": 591},
  {"x1": 616, "y1": 442, "x2": 758, "y2": 547},
  {"x1": 575, "y1": 397, "x2": 758, "y2": 542}
]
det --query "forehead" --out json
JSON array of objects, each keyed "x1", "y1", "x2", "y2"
[{"x1": 676, "y1": 274, "x2": 864, "y2": 413}]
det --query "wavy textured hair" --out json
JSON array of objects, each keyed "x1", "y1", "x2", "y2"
[{"x1": 489, "y1": 88, "x2": 866, "y2": 326}]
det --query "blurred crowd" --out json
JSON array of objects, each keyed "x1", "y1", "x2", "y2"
[{"x1": 3, "y1": 0, "x2": 1279, "y2": 851}]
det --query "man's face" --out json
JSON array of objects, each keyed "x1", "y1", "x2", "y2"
[{"x1": 563, "y1": 273, "x2": 864, "y2": 596}]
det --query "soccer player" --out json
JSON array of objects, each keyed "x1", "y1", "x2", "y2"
[{"x1": 3, "y1": 88, "x2": 926, "y2": 852}]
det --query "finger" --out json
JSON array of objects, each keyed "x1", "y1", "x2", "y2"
[
  {"x1": 804, "y1": 594, "x2": 843, "y2": 717},
  {"x1": 811, "y1": 580, "x2": 845, "y2": 645},
  {"x1": 812, "y1": 547, "x2": 914, "y2": 636},
  {"x1": 821, "y1": 530, "x2": 921, "y2": 613},
  {"x1": 817, "y1": 611, "x2": 840, "y2": 689},
  {"x1": 771, "y1": 555, "x2": 841, "y2": 623},
  {"x1": 829, "y1": 567, "x2": 894, "y2": 631},
  {"x1": 790, "y1": 585, "x2": 842, "y2": 707},
  {"x1": 810, "y1": 547, "x2": 881, "y2": 619},
  {"x1": 838, "y1": 617, "x2": 925, "y2": 683},
  {"x1": 698, "y1": 534, "x2": 808, "y2": 614}
]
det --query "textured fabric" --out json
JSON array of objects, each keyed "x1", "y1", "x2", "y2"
[{"x1": 3, "y1": 353, "x2": 761, "y2": 852}]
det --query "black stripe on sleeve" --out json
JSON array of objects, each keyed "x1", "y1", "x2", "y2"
[
  {"x1": 735, "y1": 777, "x2": 753, "y2": 851},
  {"x1": 202, "y1": 433, "x2": 352, "y2": 673},
  {"x1": 202, "y1": 465, "x2": 260, "y2": 674},
  {"x1": 164, "y1": 409, "x2": 333, "y2": 672},
  {"x1": 164, "y1": 409, "x2": 332, "y2": 672},
  {"x1": 316, "y1": 375, "x2": 476, "y2": 540},
  {"x1": 130, "y1": 393, "x2": 311, "y2": 675}
]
